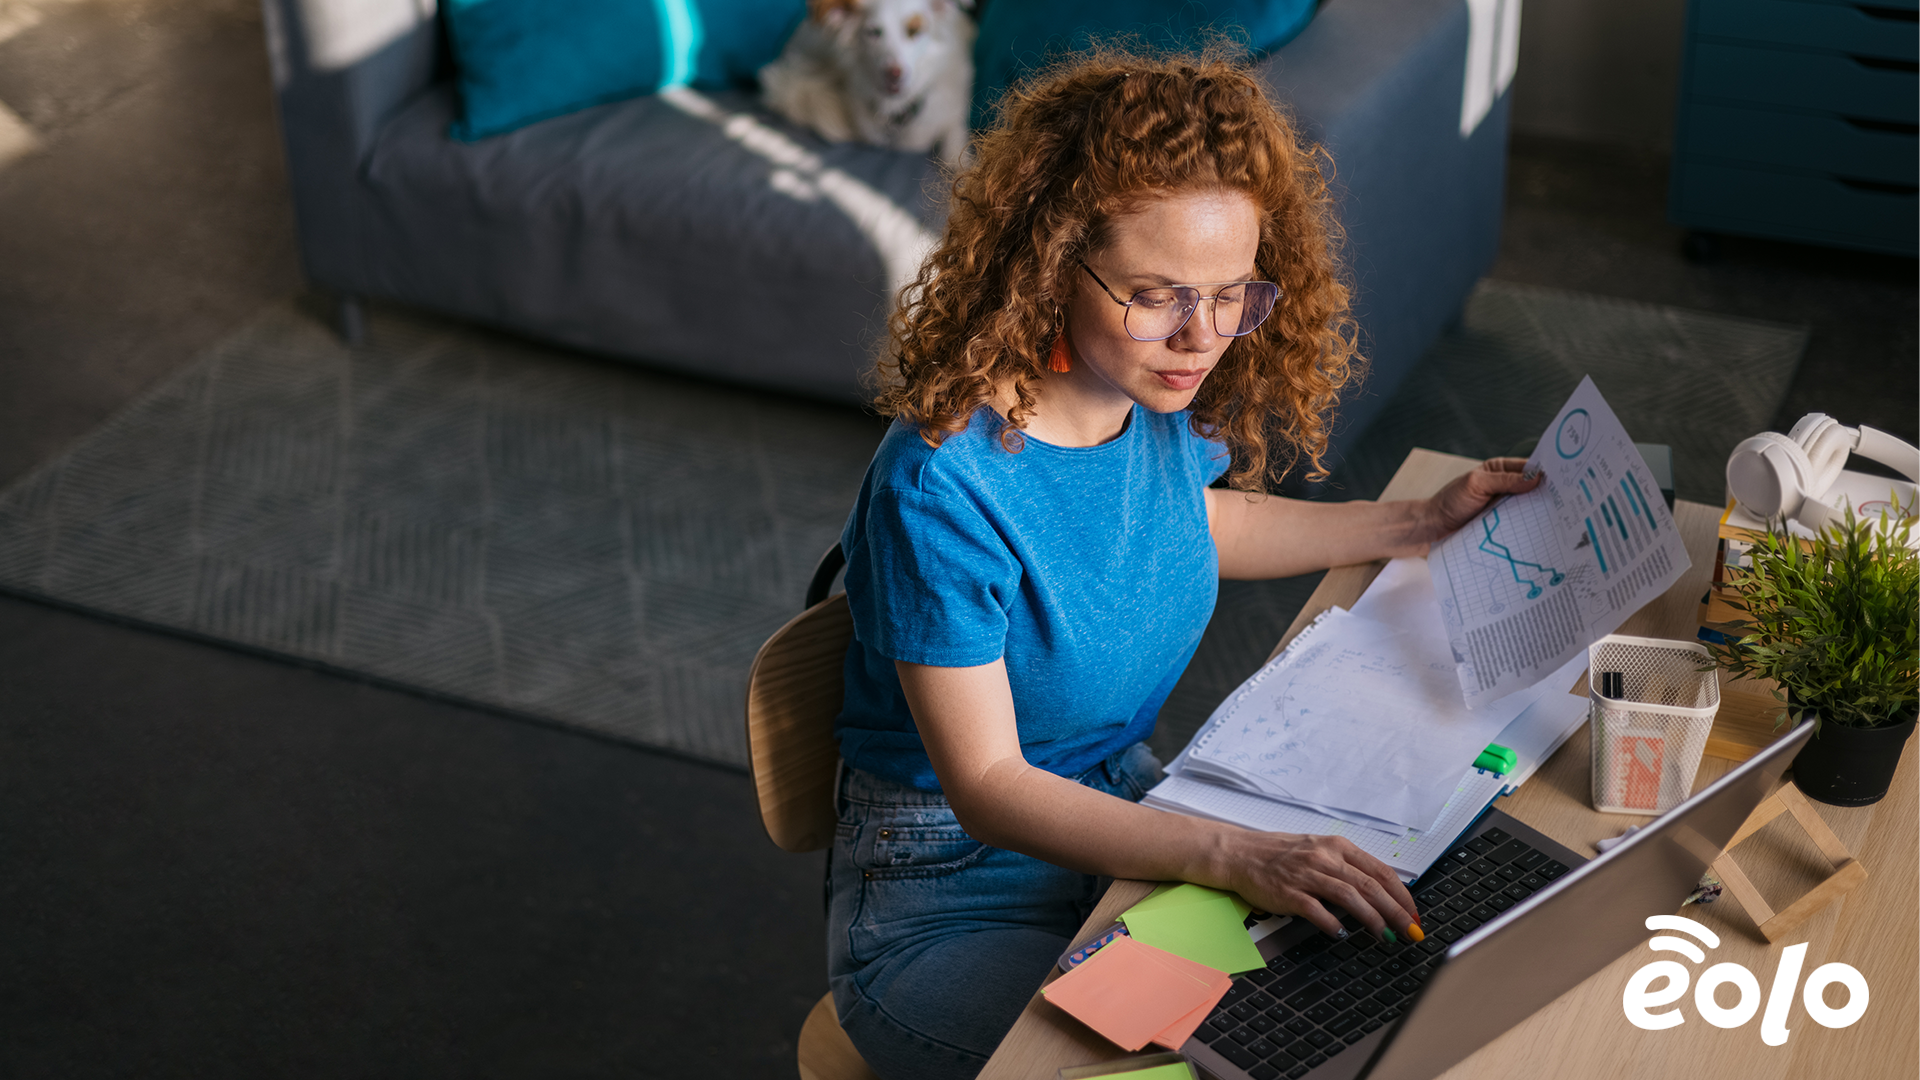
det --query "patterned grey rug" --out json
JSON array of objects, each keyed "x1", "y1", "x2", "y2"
[
  {"x1": 0, "y1": 282, "x2": 1804, "y2": 771},
  {"x1": 0, "y1": 302, "x2": 885, "y2": 767}
]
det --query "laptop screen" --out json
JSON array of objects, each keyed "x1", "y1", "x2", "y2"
[{"x1": 1358, "y1": 722, "x2": 1815, "y2": 1080}]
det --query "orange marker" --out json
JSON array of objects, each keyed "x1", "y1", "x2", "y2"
[{"x1": 1406, "y1": 923, "x2": 1426, "y2": 944}]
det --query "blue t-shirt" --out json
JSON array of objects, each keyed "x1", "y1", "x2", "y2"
[{"x1": 836, "y1": 404, "x2": 1229, "y2": 791}]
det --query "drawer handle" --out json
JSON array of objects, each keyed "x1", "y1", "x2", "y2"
[
  {"x1": 1843, "y1": 116, "x2": 1919, "y2": 136},
  {"x1": 1852, "y1": 55, "x2": 1919, "y2": 73},
  {"x1": 1853, "y1": 4, "x2": 1918, "y2": 22},
  {"x1": 1836, "y1": 177, "x2": 1918, "y2": 196}
]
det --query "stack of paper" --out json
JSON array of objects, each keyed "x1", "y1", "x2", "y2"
[
  {"x1": 1042, "y1": 935, "x2": 1231, "y2": 1051},
  {"x1": 1148, "y1": 558, "x2": 1591, "y2": 881},
  {"x1": 1174, "y1": 606, "x2": 1537, "y2": 832},
  {"x1": 1147, "y1": 379, "x2": 1672, "y2": 880}
]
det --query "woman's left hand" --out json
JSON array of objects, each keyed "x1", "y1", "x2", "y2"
[{"x1": 1411, "y1": 457, "x2": 1541, "y2": 548}]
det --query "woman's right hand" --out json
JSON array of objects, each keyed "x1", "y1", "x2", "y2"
[{"x1": 1227, "y1": 830, "x2": 1423, "y2": 942}]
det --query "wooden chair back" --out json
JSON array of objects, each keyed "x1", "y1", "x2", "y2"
[{"x1": 744, "y1": 592, "x2": 853, "y2": 853}]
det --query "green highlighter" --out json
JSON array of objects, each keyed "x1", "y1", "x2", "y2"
[{"x1": 1472, "y1": 742, "x2": 1519, "y2": 776}]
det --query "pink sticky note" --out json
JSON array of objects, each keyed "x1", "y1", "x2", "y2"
[
  {"x1": 1146, "y1": 946, "x2": 1233, "y2": 1049},
  {"x1": 1042, "y1": 934, "x2": 1230, "y2": 1052},
  {"x1": 1153, "y1": 989, "x2": 1224, "y2": 1050}
]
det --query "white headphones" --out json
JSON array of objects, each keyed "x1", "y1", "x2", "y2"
[{"x1": 1726, "y1": 413, "x2": 1920, "y2": 533}]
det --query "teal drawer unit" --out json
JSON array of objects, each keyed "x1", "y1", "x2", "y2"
[
  {"x1": 1696, "y1": 0, "x2": 1918, "y2": 59},
  {"x1": 1670, "y1": 0, "x2": 1917, "y2": 256}
]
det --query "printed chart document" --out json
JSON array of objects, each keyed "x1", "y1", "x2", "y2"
[
  {"x1": 1147, "y1": 562, "x2": 1593, "y2": 880},
  {"x1": 1429, "y1": 377, "x2": 1691, "y2": 708},
  {"x1": 1352, "y1": 556, "x2": 1593, "y2": 789},
  {"x1": 1174, "y1": 607, "x2": 1536, "y2": 831}
]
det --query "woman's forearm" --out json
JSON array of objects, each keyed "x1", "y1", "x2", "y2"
[
  {"x1": 951, "y1": 752, "x2": 1420, "y2": 938},
  {"x1": 951, "y1": 752, "x2": 1244, "y2": 883},
  {"x1": 897, "y1": 658, "x2": 1421, "y2": 937},
  {"x1": 1208, "y1": 490, "x2": 1431, "y2": 579},
  {"x1": 1205, "y1": 459, "x2": 1542, "y2": 580},
  {"x1": 900, "y1": 657, "x2": 1243, "y2": 884}
]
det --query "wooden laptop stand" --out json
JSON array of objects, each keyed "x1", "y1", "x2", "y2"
[{"x1": 1710, "y1": 781, "x2": 1869, "y2": 942}]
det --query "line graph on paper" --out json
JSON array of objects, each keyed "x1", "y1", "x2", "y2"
[
  {"x1": 1478, "y1": 507, "x2": 1565, "y2": 606},
  {"x1": 1439, "y1": 499, "x2": 1572, "y2": 621}
]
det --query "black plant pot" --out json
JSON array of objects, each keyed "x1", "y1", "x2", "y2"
[{"x1": 1791, "y1": 710, "x2": 1919, "y2": 807}]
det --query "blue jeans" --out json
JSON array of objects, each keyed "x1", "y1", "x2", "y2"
[{"x1": 826, "y1": 743, "x2": 1164, "y2": 1080}]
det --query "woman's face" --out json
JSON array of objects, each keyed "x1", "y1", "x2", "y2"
[{"x1": 1064, "y1": 187, "x2": 1263, "y2": 414}]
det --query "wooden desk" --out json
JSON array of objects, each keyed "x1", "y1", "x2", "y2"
[{"x1": 981, "y1": 449, "x2": 1918, "y2": 1080}]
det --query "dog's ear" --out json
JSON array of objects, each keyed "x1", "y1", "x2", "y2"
[{"x1": 809, "y1": 0, "x2": 860, "y2": 26}]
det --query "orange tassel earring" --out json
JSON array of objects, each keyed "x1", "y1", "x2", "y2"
[{"x1": 1048, "y1": 331, "x2": 1073, "y2": 373}]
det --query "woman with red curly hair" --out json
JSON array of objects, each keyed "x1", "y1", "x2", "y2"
[{"x1": 826, "y1": 47, "x2": 1536, "y2": 1079}]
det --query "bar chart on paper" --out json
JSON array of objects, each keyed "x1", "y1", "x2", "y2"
[{"x1": 1431, "y1": 377, "x2": 1691, "y2": 707}]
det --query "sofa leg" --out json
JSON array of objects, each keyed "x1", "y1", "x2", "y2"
[{"x1": 337, "y1": 294, "x2": 367, "y2": 346}]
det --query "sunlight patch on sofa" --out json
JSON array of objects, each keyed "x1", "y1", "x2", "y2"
[{"x1": 660, "y1": 86, "x2": 937, "y2": 305}]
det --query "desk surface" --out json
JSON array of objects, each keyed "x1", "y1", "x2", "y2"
[{"x1": 979, "y1": 449, "x2": 1918, "y2": 1080}]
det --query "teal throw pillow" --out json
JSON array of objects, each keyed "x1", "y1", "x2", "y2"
[
  {"x1": 970, "y1": 0, "x2": 1319, "y2": 129},
  {"x1": 445, "y1": 0, "x2": 807, "y2": 141}
]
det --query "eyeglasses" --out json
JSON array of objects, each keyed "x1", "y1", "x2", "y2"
[{"x1": 1080, "y1": 262, "x2": 1280, "y2": 343}]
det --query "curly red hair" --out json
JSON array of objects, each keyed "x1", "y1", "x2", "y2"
[{"x1": 871, "y1": 44, "x2": 1363, "y2": 489}]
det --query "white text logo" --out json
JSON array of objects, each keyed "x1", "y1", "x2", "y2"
[{"x1": 1621, "y1": 916, "x2": 1868, "y2": 1044}]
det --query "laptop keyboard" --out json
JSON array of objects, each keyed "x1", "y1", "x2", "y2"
[{"x1": 1191, "y1": 826, "x2": 1570, "y2": 1079}]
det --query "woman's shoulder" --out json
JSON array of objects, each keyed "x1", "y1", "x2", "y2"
[{"x1": 869, "y1": 407, "x2": 1005, "y2": 496}]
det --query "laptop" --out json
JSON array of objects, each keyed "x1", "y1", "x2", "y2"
[{"x1": 1177, "y1": 721, "x2": 1815, "y2": 1080}]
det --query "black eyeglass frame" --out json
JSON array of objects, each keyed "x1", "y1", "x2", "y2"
[{"x1": 1078, "y1": 261, "x2": 1281, "y2": 343}]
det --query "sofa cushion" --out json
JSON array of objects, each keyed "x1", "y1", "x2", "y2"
[
  {"x1": 970, "y1": 0, "x2": 1318, "y2": 126},
  {"x1": 364, "y1": 85, "x2": 950, "y2": 399},
  {"x1": 444, "y1": 0, "x2": 806, "y2": 140}
]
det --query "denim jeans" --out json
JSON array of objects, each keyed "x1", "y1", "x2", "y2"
[{"x1": 826, "y1": 743, "x2": 1164, "y2": 1080}]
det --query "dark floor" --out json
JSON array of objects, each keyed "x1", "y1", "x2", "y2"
[
  {"x1": 0, "y1": 1, "x2": 1912, "y2": 1077},
  {"x1": 1494, "y1": 135, "x2": 1916, "y2": 448}
]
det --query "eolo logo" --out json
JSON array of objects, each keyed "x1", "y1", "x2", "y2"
[{"x1": 1622, "y1": 915, "x2": 1869, "y2": 1043}]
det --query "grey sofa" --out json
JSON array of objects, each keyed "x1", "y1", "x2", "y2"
[{"x1": 262, "y1": 0, "x2": 1510, "y2": 467}]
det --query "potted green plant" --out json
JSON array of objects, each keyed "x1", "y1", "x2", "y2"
[{"x1": 1708, "y1": 504, "x2": 1919, "y2": 806}]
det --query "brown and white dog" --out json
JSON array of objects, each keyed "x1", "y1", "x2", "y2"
[{"x1": 759, "y1": 0, "x2": 975, "y2": 165}]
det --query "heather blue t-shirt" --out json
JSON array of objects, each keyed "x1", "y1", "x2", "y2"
[{"x1": 836, "y1": 404, "x2": 1229, "y2": 792}]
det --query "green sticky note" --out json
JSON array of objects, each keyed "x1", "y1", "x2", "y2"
[
  {"x1": 1121, "y1": 893, "x2": 1265, "y2": 975},
  {"x1": 1130, "y1": 1066, "x2": 1196, "y2": 1080},
  {"x1": 1061, "y1": 1062, "x2": 1195, "y2": 1080},
  {"x1": 1097, "y1": 1064, "x2": 1195, "y2": 1080}
]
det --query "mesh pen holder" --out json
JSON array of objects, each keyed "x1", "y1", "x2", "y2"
[{"x1": 1589, "y1": 635, "x2": 1721, "y2": 815}]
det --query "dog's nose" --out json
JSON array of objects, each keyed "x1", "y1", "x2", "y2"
[{"x1": 884, "y1": 64, "x2": 903, "y2": 92}]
